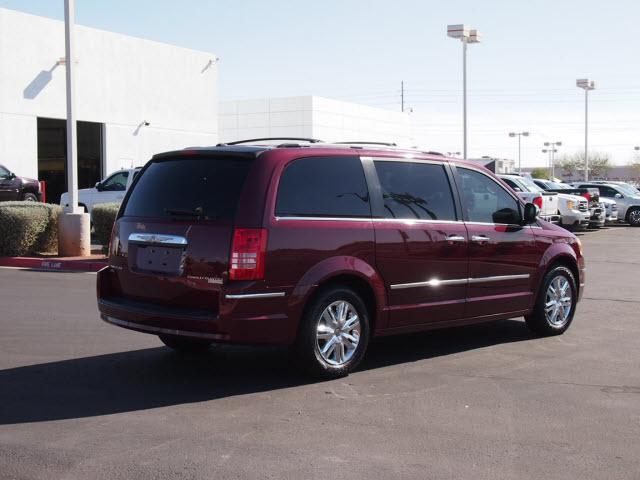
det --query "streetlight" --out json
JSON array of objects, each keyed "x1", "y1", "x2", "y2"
[
  {"x1": 577, "y1": 78, "x2": 596, "y2": 181},
  {"x1": 543, "y1": 141, "x2": 562, "y2": 179},
  {"x1": 508, "y1": 131, "x2": 529, "y2": 174},
  {"x1": 447, "y1": 24, "x2": 482, "y2": 159}
]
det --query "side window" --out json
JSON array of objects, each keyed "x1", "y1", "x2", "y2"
[
  {"x1": 501, "y1": 178, "x2": 520, "y2": 191},
  {"x1": 101, "y1": 171, "x2": 129, "y2": 192},
  {"x1": 373, "y1": 161, "x2": 457, "y2": 221},
  {"x1": 458, "y1": 168, "x2": 521, "y2": 224},
  {"x1": 599, "y1": 186, "x2": 618, "y2": 197},
  {"x1": 275, "y1": 156, "x2": 370, "y2": 218},
  {"x1": 0, "y1": 166, "x2": 10, "y2": 179}
]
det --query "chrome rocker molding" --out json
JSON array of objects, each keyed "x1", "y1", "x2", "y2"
[
  {"x1": 128, "y1": 233, "x2": 188, "y2": 246},
  {"x1": 390, "y1": 274, "x2": 530, "y2": 290},
  {"x1": 225, "y1": 292, "x2": 286, "y2": 300}
]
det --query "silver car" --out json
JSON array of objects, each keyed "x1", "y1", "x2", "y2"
[{"x1": 573, "y1": 182, "x2": 640, "y2": 227}]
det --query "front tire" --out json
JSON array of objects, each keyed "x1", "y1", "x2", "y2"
[
  {"x1": 159, "y1": 334, "x2": 212, "y2": 354},
  {"x1": 627, "y1": 207, "x2": 640, "y2": 227},
  {"x1": 525, "y1": 266, "x2": 577, "y2": 336},
  {"x1": 293, "y1": 286, "x2": 370, "y2": 379}
]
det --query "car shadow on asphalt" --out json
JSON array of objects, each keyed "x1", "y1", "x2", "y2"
[{"x1": 0, "y1": 319, "x2": 534, "y2": 425}]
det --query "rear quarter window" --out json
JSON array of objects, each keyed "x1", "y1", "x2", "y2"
[{"x1": 275, "y1": 156, "x2": 371, "y2": 218}]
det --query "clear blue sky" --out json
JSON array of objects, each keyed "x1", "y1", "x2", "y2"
[{"x1": 2, "y1": 0, "x2": 639, "y2": 166}]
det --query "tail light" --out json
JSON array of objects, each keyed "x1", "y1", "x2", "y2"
[
  {"x1": 229, "y1": 228, "x2": 267, "y2": 280},
  {"x1": 581, "y1": 192, "x2": 591, "y2": 202},
  {"x1": 533, "y1": 196, "x2": 543, "y2": 209}
]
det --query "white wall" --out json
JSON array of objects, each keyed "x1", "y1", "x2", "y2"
[
  {"x1": 0, "y1": 7, "x2": 218, "y2": 177},
  {"x1": 219, "y1": 96, "x2": 412, "y2": 146}
]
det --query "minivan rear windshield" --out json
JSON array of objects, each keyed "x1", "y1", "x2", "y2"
[{"x1": 122, "y1": 157, "x2": 253, "y2": 220}]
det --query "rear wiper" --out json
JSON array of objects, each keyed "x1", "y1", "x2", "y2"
[{"x1": 164, "y1": 207, "x2": 205, "y2": 219}]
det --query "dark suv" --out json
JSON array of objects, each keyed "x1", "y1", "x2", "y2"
[
  {"x1": 0, "y1": 165, "x2": 41, "y2": 202},
  {"x1": 97, "y1": 140, "x2": 585, "y2": 378}
]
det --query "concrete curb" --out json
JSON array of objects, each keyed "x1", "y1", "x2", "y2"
[{"x1": 0, "y1": 256, "x2": 108, "y2": 272}]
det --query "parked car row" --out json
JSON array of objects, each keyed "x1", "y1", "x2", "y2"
[{"x1": 499, "y1": 173, "x2": 640, "y2": 230}]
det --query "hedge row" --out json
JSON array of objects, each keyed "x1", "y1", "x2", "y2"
[
  {"x1": 92, "y1": 203, "x2": 120, "y2": 252},
  {"x1": 0, "y1": 202, "x2": 62, "y2": 256}
]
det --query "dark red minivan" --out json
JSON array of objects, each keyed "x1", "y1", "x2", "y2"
[{"x1": 97, "y1": 140, "x2": 585, "y2": 378}]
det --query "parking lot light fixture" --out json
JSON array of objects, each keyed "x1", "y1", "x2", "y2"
[
  {"x1": 447, "y1": 24, "x2": 482, "y2": 160},
  {"x1": 509, "y1": 131, "x2": 529, "y2": 174},
  {"x1": 543, "y1": 141, "x2": 562, "y2": 179},
  {"x1": 577, "y1": 79, "x2": 596, "y2": 181}
]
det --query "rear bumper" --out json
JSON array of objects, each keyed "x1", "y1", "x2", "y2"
[
  {"x1": 98, "y1": 296, "x2": 294, "y2": 345},
  {"x1": 97, "y1": 267, "x2": 295, "y2": 345}
]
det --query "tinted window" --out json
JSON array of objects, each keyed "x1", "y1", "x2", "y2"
[
  {"x1": 123, "y1": 157, "x2": 253, "y2": 220},
  {"x1": 458, "y1": 168, "x2": 521, "y2": 224},
  {"x1": 501, "y1": 178, "x2": 520, "y2": 191},
  {"x1": 101, "y1": 171, "x2": 129, "y2": 191},
  {"x1": 0, "y1": 166, "x2": 9, "y2": 178},
  {"x1": 598, "y1": 186, "x2": 619, "y2": 197},
  {"x1": 374, "y1": 161, "x2": 456, "y2": 220},
  {"x1": 275, "y1": 156, "x2": 370, "y2": 217}
]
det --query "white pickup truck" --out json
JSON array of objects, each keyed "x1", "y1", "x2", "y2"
[
  {"x1": 60, "y1": 168, "x2": 141, "y2": 215},
  {"x1": 498, "y1": 174, "x2": 560, "y2": 224}
]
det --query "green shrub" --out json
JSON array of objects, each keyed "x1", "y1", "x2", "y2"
[
  {"x1": 92, "y1": 203, "x2": 120, "y2": 252},
  {"x1": 0, "y1": 202, "x2": 62, "y2": 256}
]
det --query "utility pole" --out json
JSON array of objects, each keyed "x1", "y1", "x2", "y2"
[{"x1": 401, "y1": 81, "x2": 405, "y2": 112}]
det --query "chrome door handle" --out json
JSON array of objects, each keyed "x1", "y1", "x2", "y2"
[
  {"x1": 446, "y1": 235, "x2": 466, "y2": 243},
  {"x1": 471, "y1": 235, "x2": 490, "y2": 243}
]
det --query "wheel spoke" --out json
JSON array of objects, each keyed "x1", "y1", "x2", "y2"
[
  {"x1": 343, "y1": 314, "x2": 359, "y2": 331},
  {"x1": 341, "y1": 332, "x2": 359, "y2": 345},
  {"x1": 334, "y1": 341, "x2": 344, "y2": 363},
  {"x1": 321, "y1": 336, "x2": 337, "y2": 356}
]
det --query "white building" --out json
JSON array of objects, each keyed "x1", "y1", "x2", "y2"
[
  {"x1": 0, "y1": 8, "x2": 218, "y2": 203},
  {"x1": 219, "y1": 96, "x2": 412, "y2": 146}
]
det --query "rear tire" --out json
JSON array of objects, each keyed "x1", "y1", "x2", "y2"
[
  {"x1": 159, "y1": 334, "x2": 212, "y2": 354},
  {"x1": 627, "y1": 207, "x2": 640, "y2": 227},
  {"x1": 525, "y1": 266, "x2": 577, "y2": 336},
  {"x1": 22, "y1": 193, "x2": 38, "y2": 202},
  {"x1": 293, "y1": 286, "x2": 370, "y2": 379}
]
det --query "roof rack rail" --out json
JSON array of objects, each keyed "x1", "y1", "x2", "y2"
[
  {"x1": 425, "y1": 151, "x2": 444, "y2": 156},
  {"x1": 218, "y1": 137, "x2": 324, "y2": 146},
  {"x1": 333, "y1": 141, "x2": 398, "y2": 147}
]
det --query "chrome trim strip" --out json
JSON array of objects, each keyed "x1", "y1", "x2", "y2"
[
  {"x1": 225, "y1": 292, "x2": 286, "y2": 300},
  {"x1": 275, "y1": 216, "x2": 463, "y2": 224},
  {"x1": 390, "y1": 278, "x2": 468, "y2": 290},
  {"x1": 128, "y1": 233, "x2": 188, "y2": 246},
  {"x1": 467, "y1": 274, "x2": 530, "y2": 284},
  {"x1": 390, "y1": 274, "x2": 530, "y2": 290}
]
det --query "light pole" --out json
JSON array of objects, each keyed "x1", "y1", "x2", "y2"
[
  {"x1": 577, "y1": 79, "x2": 596, "y2": 181},
  {"x1": 447, "y1": 24, "x2": 481, "y2": 159},
  {"x1": 543, "y1": 141, "x2": 562, "y2": 179},
  {"x1": 58, "y1": 0, "x2": 91, "y2": 257},
  {"x1": 508, "y1": 131, "x2": 529, "y2": 174}
]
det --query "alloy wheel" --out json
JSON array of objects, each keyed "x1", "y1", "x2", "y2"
[
  {"x1": 545, "y1": 276, "x2": 572, "y2": 327},
  {"x1": 316, "y1": 300, "x2": 361, "y2": 366}
]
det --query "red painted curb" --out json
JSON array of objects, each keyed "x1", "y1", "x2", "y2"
[{"x1": 0, "y1": 256, "x2": 108, "y2": 272}]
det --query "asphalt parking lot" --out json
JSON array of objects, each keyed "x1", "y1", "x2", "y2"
[{"x1": 1, "y1": 226, "x2": 639, "y2": 480}]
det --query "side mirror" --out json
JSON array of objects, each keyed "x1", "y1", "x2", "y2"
[
  {"x1": 492, "y1": 207, "x2": 522, "y2": 225},
  {"x1": 8, "y1": 172, "x2": 16, "y2": 180},
  {"x1": 513, "y1": 187, "x2": 522, "y2": 192},
  {"x1": 615, "y1": 193, "x2": 623, "y2": 199},
  {"x1": 523, "y1": 203, "x2": 539, "y2": 224},
  {"x1": 95, "y1": 182, "x2": 103, "y2": 191}
]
